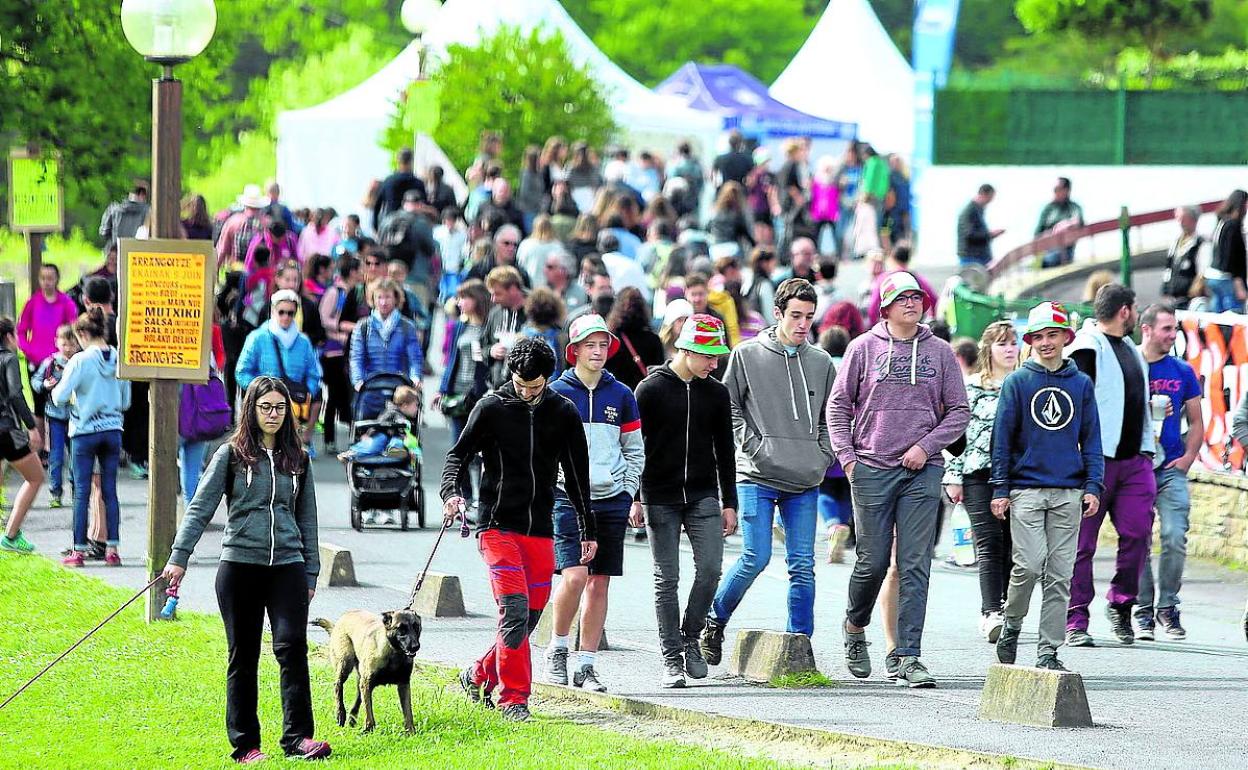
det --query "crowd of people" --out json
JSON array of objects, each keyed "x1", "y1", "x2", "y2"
[{"x1": 1, "y1": 126, "x2": 1235, "y2": 760}]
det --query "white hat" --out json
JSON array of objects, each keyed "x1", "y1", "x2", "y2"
[
  {"x1": 237, "y1": 184, "x2": 268, "y2": 209},
  {"x1": 271, "y1": 289, "x2": 300, "y2": 308},
  {"x1": 662, "y1": 298, "x2": 694, "y2": 328}
]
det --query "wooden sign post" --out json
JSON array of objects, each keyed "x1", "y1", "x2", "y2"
[
  {"x1": 116, "y1": 237, "x2": 214, "y2": 621},
  {"x1": 7, "y1": 147, "x2": 64, "y2": 293}
]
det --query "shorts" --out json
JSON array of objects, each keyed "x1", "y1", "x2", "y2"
[
  {"x1": 0, "y1": 430, "x2": 32, "y2": 463},
  {"x1": 553, "y1": 490, "x2": 631, "y2": 576}
]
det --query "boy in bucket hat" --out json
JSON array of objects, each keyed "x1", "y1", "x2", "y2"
[
  {"x1": 990, "y1": 302, "x2": 1103, "y2": 671},
  {"x1": 631, "y1": 314, "x2": 739, "y2": 688},
  {"x1": 544, "y1": 315, "x2": 645, "y2": 693},
  {"x1": 827, "y1": 271, "x2": 968, "y2": 688}
]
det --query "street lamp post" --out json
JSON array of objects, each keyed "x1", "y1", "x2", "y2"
[
  {"x1": 400, "y1": 0, "x2": 441, "y2": 78},
  {"x1": 120, "y1": 0, "x2": 216, "y2": 622}
]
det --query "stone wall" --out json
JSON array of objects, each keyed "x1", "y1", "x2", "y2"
[{"x1": 1188, "y1": 470, "x2": 1248, "y2": 567}]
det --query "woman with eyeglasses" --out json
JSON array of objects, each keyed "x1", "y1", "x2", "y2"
[
  {"x1": 162, "y1": 377, "x2": 329, "y2": 764},
  {"x1": 943, "y1": 320, "x2": 1020, "y2": 644},
  {"x1": 236, "y1": 291, "x2": 323, "y2": 453}
]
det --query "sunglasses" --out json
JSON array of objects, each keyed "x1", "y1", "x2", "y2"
[{"x1": 276, "y1": 309, "x2": 296, "y2": 317}]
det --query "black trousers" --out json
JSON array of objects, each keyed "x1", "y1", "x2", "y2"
[
  {"x1": 216, "y1": 561, "x2": 314, "y2": 758},
  {"x1": 964, "y1": 472, "x2": 1012, "y2": 614},
  {"x1": 320, "y1": 354, "x2": 352, "y2": 445},
  {"x1": 222, "y1": 324, "x2": 250, "y2": 417}
]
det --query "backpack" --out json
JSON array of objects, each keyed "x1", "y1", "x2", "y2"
[
  {"x1": 179, "y1": 372, "x2": 232, "y2": 442},
  {"x1": 238, "y1": 277, "x2": 270, "y2": 328}
]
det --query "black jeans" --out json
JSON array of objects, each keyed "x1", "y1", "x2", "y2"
[
  {"x1": 964, "y1": 471, "x2": 1011, "y2": 614},
  {"x1": 320, "y1": 354, "x2": 352, "y2": 445},
  {"x1": 216, "y1": 561, "x2": 314, "y2": 758}
]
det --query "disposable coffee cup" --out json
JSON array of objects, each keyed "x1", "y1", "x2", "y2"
[{"x1": 1150, "y1": 394, "x2": 1169, "y2": 421}]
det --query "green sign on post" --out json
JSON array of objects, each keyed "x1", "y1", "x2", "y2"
[{"x1": 7, "y1": 150, "x2": 63, "y2": 232}]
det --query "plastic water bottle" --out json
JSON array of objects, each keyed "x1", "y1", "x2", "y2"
[
  {"x1": 950, "y1": 503, "x2": 976, "y2": 566},
  {"x1": 158, "y1": 586, "x2": 179, "y2": 621}
]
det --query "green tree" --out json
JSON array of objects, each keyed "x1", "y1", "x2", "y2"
[
  {"x1": 412, "y1": 26, "x2": 616, "y2": 180},
  {"x1": 564, "y1": 0, "x2": 819, "y2": 85},
  {"x1": 1015, "y1": 0, "x2": 1212, "y2": 59}
]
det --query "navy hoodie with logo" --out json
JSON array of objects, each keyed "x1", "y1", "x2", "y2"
[{"x1": 989, "y1": 359, "x2": 1105, "y2": 500}]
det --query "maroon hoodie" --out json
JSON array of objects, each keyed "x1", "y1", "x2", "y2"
[{"x1": 827, "y1": 321, "x2": 969, "y2": 470}]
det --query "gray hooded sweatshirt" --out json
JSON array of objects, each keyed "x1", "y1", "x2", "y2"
[{"x1": 722, "y1": 327, "x2": 837, "y2": 493}]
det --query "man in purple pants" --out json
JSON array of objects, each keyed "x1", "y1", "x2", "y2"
[{"x1": 1065, "y1": 284, "x2": 1158, "y2": 647}]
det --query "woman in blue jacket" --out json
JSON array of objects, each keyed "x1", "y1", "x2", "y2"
[
  {"x1": 349, "y1": 279, "x2": 423, "y2": 417},
  {"x1": 236, "y1": 290, "x2": 322, "y2": 452},
  {"x1": 53, "y1": 307, "x2": 131, "y2": 567}
]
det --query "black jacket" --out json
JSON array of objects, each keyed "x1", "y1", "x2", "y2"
[
  {"x1": 634, "y1": 364, "x2": 738, "y2": 509},
  {"x1": 1212, "y1": 216, "x2": 1246, "y2": 283},
  {"x1": 440, "y1": 382, "x2": 594, "y2": 540},
  {"x1": 479, "y1": 303, "x2": 528, "y2": 388},
  {"x1": 373, "y1": 172, "x2": 427, "y2": 230},
  {"x1": 957, "y1": 200, "x2": 991, "y2": 262}
]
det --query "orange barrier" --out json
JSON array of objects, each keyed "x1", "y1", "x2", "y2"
[{"x1": 1176, "y1": 312, "x2": 1248, "y2": 472}]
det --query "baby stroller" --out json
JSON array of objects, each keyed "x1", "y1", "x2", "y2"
[{"x1": 346, "y1": 372, "x2": 425, "y2": 531}]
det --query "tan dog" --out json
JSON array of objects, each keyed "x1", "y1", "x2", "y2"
[{"x1": 312, "y1": 609, "x2": 422, "y2": 733}]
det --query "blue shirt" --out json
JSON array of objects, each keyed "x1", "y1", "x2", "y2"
[{"x1": 1148, "y1": 355, "x2": 1202, "y2": 466}]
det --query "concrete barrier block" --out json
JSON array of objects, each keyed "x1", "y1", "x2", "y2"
[
  {"x1": 726, "y1": 629, "x2": 818, "y2": 683},
  {"x1": 978, "y1": 663, "x2": 1093, "y2": 728},
  {"x1": 533, "y1": 604, "x2": 609, "y2": 650},
  {"x1": 317, "y1": 543, "x2": 357, "y2": 588},
  {"x1": 408, "y1": 572, "x2": 465, "y2": 617}
]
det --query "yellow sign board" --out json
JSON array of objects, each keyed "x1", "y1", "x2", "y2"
[
  {"x1": 117, "y1": 238, "x2": 215, "y2": 382},
  {"x1": 7, "y1": 150, "x2": 63, "y2": 232}
]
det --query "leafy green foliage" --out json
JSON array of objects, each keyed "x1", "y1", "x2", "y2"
[
  {"x1": 1015, "y1": 0, "x2": 1212, "y2": 57},
  {"x1": 563, "y1": 0, "x2": 819, "y2": 86},
  {"x1": 421, "y1": 27, "x2": 616, "y2": 179},
  {"x1": 768, "y1": 670, "x2": 836, "y2": 688}
]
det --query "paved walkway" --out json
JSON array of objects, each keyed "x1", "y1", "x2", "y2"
[{"x1": 19, "y1": 408, "x2": 1248, "y2": 770}]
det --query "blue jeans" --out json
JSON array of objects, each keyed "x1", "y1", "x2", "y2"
[
  {"x1": 72, "y1": 430, "x2": 121, "y2": 549},
  {"x1": 179, "y1": 439, "x2": 208, "y2": 507},
  {"x1": 712, "y1": 482, "x2": 818, "y2": 636},
  {"x1": 346, "y1": 432, "x2": 405, "y2": 458},
  {"x1": 1138, "y1": 467, "x2": 1191, "y2": 613},
  {"x1": 818, "y1": 476, "x2": 852, "y2": 527},
  {"x1": 1206, "y1": 277, "x2": 1240, "y2": 313},
  {"x1": 47, "y1": 417, "x2": 72, "y2": 498}
]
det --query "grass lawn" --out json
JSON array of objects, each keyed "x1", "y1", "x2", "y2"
[{"x1": 0, "y1": 556, "x2": 798, "y2": 769}]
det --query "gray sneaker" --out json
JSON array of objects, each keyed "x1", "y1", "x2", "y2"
[
  {"x1": 896, "y1": 656, "x2": 937, "y2": 689},
  {"x1": 573, "y1": 664, "x2": 607, "y2": 693},
  {"x1": 660, "y1": 660, "x2": 686, "y2": 689},
  {"x1": 843, "y1": 621, "x2": 871, "y2": 679},
  {"x1": 683, "y1": 639, "x2": 709, "y2": 679},
  {"x1": 545, "y1": 646, "x2": 569, "y2": 686},
  {"x1": 1105, "y1": 604, "x2": 1135, "y2": 645},
  {"x1": 500, "y1": 703, "x2": 531, "y2": 722},
  {"x1": 1156, "y1": 607, "x2": 1186, "y2": 640},
  {"x1": 1065, "y1": 628, "x2": 1096, "y2": 647},
  {"x1": 884, "y1": 650, "x2": 901, "y2": 680}
]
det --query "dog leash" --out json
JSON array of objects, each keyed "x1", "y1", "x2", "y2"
[
  {"x1": 406, "y1": 505, "x2": 471, "y2": 611},
  {"x1": 0, "y1": 575, "x2": 161, "y2": 712}
]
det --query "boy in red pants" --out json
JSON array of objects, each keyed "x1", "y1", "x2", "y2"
[{"x1": 441, "y1": 336, "x2": 596, "y2": 721}]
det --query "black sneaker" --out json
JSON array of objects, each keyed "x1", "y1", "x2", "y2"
[
  {"x1": 572, "y1": 664, "x2": 607, "y2": 693},
  {"x1": 1134, "y1": 609, "x2": 1156, "y2": 641},
  {"x1": 1035, "y1": 654, "x2": 1069, "y2": 672},
  {"x1": 843, "y1": 621, "x2": 871, "y2": 679},
  {"x1": 458, "y1": 668, "x2": 494, "y2": 709},
  {"x1": 884, "y1": 650, "x2": 901, "y2": 680},
  {"x1": 544, "y1": 646, "x2": 569, "y2": 685},
  {"x1": 996, "y1": 622, "x2": 1021, "y2": 664},
  {"x1": 499, "y1": 703, "x2": 531, "y2": 722},
  {"x1": 700, "y1": 617, "x2": 725, "y2": 666},
  {"x1": 59, "y1": 541, "x2": 106, "y2": 560},
  {"x1": 683, "y1": 639, "x2": 708, "y2": 679},
  {"x1": 1157, "y1": 608, "x2": 1187, "y2": 640},
  {"x1": 1065, "y1": 628, "x2": 1096, "y2": 647},
  {"x1": 1105, "y1": 604, "x2": 1135, "y2": 645}
]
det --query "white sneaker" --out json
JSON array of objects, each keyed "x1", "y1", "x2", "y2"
[
  {"x1": 979, "y1": 611, "x2": 1005, "y2": 643},
  {"x1": 826, "y1": 524, "x2": 850, "y2": 564}
]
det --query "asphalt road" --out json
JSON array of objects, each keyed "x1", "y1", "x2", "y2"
[{"x1": 23, "y1": 399, "x2": 1248, "y2": 770}]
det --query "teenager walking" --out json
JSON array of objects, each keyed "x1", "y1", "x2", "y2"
[
  {"x1": 701, "y1": 279, "x2": 836, "y2": 661},
  {"x1": 990, "y1": 303, "x2": 1104, "y2": 671},
  {"x1": 161, "y1": 377, "x2": 329, "y2": 764},
  {"x1": 632, "y1": 314, "x2": 738, "y2": 688},
  {"x1": 443, "y1": 337, "x2": 595, "y2": 721},
  {"x1": 543, "y1": 315, "x2": 645, "y2": 692},
  {"x1": 827, "y1": 272, "x2": 969, "y2": 688}
]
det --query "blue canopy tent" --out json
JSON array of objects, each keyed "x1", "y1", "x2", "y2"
[{"x1": 656, "y1": 63, "x2": 857, "y2": 157}]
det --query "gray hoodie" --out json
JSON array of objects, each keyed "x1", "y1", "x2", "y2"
[
  {"x1": 723, "y1": 327, "x2": 837, "y2": 492},
  {"x1": 168, "y1": 444, "x2": 320, "y2": 589}
]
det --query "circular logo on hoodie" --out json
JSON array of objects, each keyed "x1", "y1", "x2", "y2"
[{"x1": 1029, "y1": 387, "x2": 1074, "y2": 431}]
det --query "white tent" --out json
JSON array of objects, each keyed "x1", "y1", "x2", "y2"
[
  {"x1": 770, "y1": 0, "x2": 915, "y2": 157},
  {"x1": 276, "y1": 0, "x2": 721, "y2": 216}
]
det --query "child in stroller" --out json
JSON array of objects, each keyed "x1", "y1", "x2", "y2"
[{"x1": 337, "y1": 384, "x2": 421, "y2": 463}]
